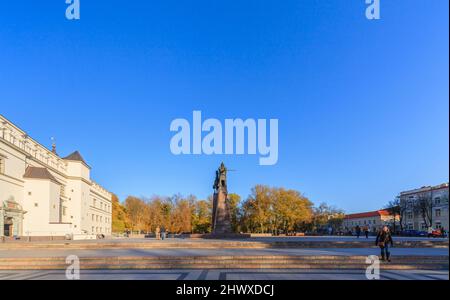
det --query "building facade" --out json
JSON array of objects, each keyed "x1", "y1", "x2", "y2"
[
  {"x1": 0, "y1": 114, "x2": 112, "y2": 238},
  {"x1": 343, "y1": 210, "x2": 398, "y2": 233},
  {"x1": 399, "y1": 183, "x2": 449, "y2": 232}
]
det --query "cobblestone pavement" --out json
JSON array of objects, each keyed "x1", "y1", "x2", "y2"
[
  {"x1": 0, "y1": 269, "x2": 447, "y2": 280},
  {"x1": 1, "y1": 236, "x2": 448, "y2": 246},
  {"x1": 0, "y1": 247, "x2": 448, "y2": 258}
]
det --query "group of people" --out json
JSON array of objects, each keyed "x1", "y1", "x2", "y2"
[
  {"x1": 155, "y1": 226, "x2": 167, "y2": 240},
  {"x1": 354, "y1": 225, "x2": 372, "y2": 239}
]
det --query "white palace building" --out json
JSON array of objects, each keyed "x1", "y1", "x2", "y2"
[{"x1": 0, "y1": 114, "x2": 112, "y2": 239}]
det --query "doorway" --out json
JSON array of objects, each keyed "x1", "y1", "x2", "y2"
[{"x1": 3, "y1": 218, "x2": 13, "y2": 237}]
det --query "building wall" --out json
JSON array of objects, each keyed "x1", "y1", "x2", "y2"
[
  {"x1": 400, "y1": 184, "x2": 449, "y2": 231},
  {"x1": 22, "y1": 179, "x2": 71, "y2": 236},
  {"x1": 0, "y1": 142, "x2": 26, "y2": 205},
  {"x1": 0, "y1": 114, "x2": 112, "y2": 238},
  {"x1": 343, "y1": 214, "x2": 396, "y2": 233},
  {"x1": 86, "y1": 189, "x2": 112, "y2": 235}
]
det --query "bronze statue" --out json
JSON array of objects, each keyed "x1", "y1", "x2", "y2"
[
  {"x1": 211, "y1": 162, "x2": 232, "y2": 234},
  {"x1": 213, "y1": 162, "x2": 227, "y2": 192}
]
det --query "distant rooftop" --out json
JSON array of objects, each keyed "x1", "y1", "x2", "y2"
[
  {"x1": 345, "y1": 210, "x2": 391, "y2": 220},
  {"x1": 400, "y1": 183, "x2": 449, "y2": 196},
  {"x1": 23, "y1": 166, "x2": 60, "y2": 185},
  {"x1": 63, "y1": 151, "x2": 90, "y2": 168}
]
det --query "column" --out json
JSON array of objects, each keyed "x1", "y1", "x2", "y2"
[{"x1": 13, "y1": 216, "x2": 22, "y2": 236}]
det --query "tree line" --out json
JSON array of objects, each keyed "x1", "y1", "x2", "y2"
[{"x1": 112, "y1": 185, "x2": 345, "y2": 234}]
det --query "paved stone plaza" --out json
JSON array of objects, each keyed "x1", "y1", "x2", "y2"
[
  {"x1": 0, "y1": 269, "x2": 448, "y2": 280},
  {"x1": 2, "y1": 236, "x2": 448, "y2": 245},
  {"x1": 0, "y1": 247, "x2": 448, "y2": 258},
  {"x1": 0, "y1": 237, "x2": 447, "y2": 280}
]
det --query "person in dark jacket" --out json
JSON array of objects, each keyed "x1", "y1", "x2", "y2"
[
  {"x1": 160, "y1": 226, "x2": 166, "y2": 240},
  {"x1": 355, "y1": 225, "x2": 361, "y2": 238},
  {"x1": 375, "y1": 226, "x2": 394, "y2": 262},
  {"x1": 363, "y1": 226, "x2": 369, "y2": 239}
]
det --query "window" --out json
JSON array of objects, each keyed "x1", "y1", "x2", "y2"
[
  {"x1": 0, "y1": 156, "x2": 5, "y2": 174},
  {"x1": 62, "y1": 207, "x2": 67, "y2": 216},
  {"x1": 435, "y1": 209, "x2": 441, "y2": 217},
  {"x1": 92, "y1": 214, "x2": 94, "y2": 221},
  {"x1": 28, "y1": 192, "x2": 32, "y2": 196},
  {"x1": 421, "y1": 223, "x2": 427, "y2": 230},
  {"x1": 34, "y1": 203, "x2": 38, "y2": 207},
  {"x1": 407, "y1": 212, "x2": 413, "y2": 219},
  {"x1": 93, "y1": 199, "x2": 97, "y2": 207},
  {"x1": 435, "y1": 197, "x2": 441, "y2": 205},
  {"x1": 96, "y1": 215, "x2": 99, "y2": 222},
  {"x1": 436, "y1": 222, "x2": 442, "y2": 229}
]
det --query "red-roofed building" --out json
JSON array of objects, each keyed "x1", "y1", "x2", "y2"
[{"x1": 343, "y1": 209, "x2": 398, "y2": 233}]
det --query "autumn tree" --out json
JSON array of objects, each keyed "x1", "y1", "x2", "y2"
[
  {"x1": 170, "y1": 194, "x2": 195, "y2": 233},
  {"x1": 242, "y1": 185, "x2": 273, "y2": 233},
  {"x1": 111, "y1": 194, "x2": 130, "y2": 233},
  {"x1": 311, "y1": 203, "x2": 345, "y2": 233},
  {"x1": 192, "y1": 199, "x2": 212, "y2": 233},
  {"x1": 272, "y1": 188, "x2": 313, "y2": 233},
  {"x1": 124, "y1": 196, "x2": 148, "y2": 232},
  {"x1": 145, "y1": 196, "x2": 165, "y2": 232},
  {"x1": 240, "y1": 185, "x2": 314, "y2": 234},
  {"x1": 227, "y1": 193, "x2": 242, "y2": 232}
]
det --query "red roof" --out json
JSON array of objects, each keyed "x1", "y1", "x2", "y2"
[{"x1": 345, "y1": 210, "x2": 391, "y2": 220}]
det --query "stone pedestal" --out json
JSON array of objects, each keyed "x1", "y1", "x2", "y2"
[{"x1": 212, "y1": 187, "x2": 232, "y2": 234}]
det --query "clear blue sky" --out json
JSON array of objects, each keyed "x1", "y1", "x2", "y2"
[{"x1": 1, "y1": 1, "x2": 448, "y2": 213}]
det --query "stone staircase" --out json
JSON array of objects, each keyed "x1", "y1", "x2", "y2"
[
  {"x1": 0, "y1": 240, "x2": 448, "y2": 250},
  {"x1": 0, "y1": 255, "x2": 447, "y2": 270}
]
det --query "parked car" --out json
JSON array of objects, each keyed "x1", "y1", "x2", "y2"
[
  {"x1": 399, "y1": 230, "x2": 427, "y2": 237},
  {"x1": 428, "y1": 229, "x2": 445, "y2": 238}
]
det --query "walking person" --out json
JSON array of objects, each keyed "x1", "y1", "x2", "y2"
[
  {"x1": 364, "y1": 226, "x2": 369, "y2": 239},
  {"x1": 427, "y1": 226, "x2": 434, "y2": 238},
  {"x1": 355, "y1": 225, "x2": 361, "y2": 238},
  {"x1": 155, "y1": 226, "x2": 161, "y2": 240},
  {"x1": 160, "y1": 226, "x2": 166, "y2": 240},
  {"x1": 375, "y1": 226, "x2": 394, "y2": 262}
]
